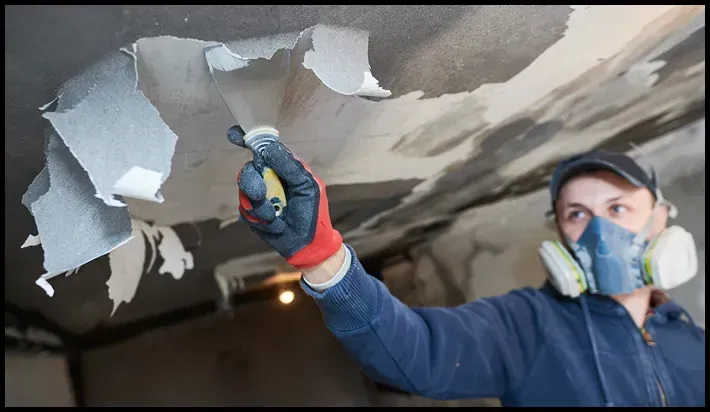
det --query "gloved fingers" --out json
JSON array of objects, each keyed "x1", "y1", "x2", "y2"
[
  {"x1": 238, "y1": 162, "x2": 267, "y2": 202},
  {"x1": 251, "y1": 198, "x2": 277, "y2": 223},
  {"x1": 227, "y1": 125, "x2": 247, "y2": 148},
  {"x1": 240, "y1": 207, "x2": 287, "y2": 235},
  {"x1": 238, "y1": 190, "x2": 277, "y2": 223},
  {"x1": 262, "y1": 143, "x2": 314, "y2": 190}
]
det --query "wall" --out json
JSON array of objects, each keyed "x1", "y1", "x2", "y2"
[
  {"x1": 4, "y1": 351, "x2": 76, "y2": 407},
  {"x1": 81, "y1": 289, "x2": 373, "y2": 407}
]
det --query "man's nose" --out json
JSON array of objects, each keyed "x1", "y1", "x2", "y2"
[{"x1": 589, "y1": 205, "x2": 611, "y2": 219}]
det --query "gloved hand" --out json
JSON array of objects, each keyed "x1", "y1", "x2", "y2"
[{"x1": 230, "y1": 126, "x2": 343, "y2": 269}]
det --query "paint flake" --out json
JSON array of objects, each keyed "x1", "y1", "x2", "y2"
[
  {"x1": 206, "y1": 24, "x2": 391, "y2": 103},
  {"x1": 155, "y1": 225, "x2": 194, "y2": 280},
  {"x1": 41, "y1": 48, "x2": 178, "y2": 207},
  {"x1": 24, "y1": 128, "x2": 133, "y2": 275},
  {"x1": 303, "y1": 25, "x2": 391, "y2": 98},
  {"x1": 107, "y1": 221, "x2": 149, "y2": 316},
  {"x1": 22, "y1": 45, "x2": 183, "y2": 293},
  {"x1": 21, "y1": 234, "x2": 41, "y2": 248},
  {"x1": 35, "y1": 277, "x2": 55, "y2": 298},
  {"x1": 106, "y1": 219, "x2": 194, "y2": 315},
  {"x1": 112, "y1": 166, "x2": 165, "y2": 203}
]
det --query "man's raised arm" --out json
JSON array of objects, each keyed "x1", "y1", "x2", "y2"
[{"x1": 233, "y1": 131, "x2": 545, "y2": 400}]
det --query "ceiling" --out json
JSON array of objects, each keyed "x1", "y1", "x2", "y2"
[{"x1": 5, "y1": 5, "x2": 705, "y2": 336}]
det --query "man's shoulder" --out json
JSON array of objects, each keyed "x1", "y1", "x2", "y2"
[
  {"x1": 495, "y1": 281, "x2": 564, "y2": 307},
  {"x1": 469, "y1": 282, "x2": 568, "y2": 321}
]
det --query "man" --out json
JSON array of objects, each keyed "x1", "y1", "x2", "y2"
[{"x1": 232, "y1": 125, "x2": 705, "y2": 407}]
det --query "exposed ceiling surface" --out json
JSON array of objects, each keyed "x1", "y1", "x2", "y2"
[{"x1": 5, "y1": 6, "x2": 706, "y2": 336}]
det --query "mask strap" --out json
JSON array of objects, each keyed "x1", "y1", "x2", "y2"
[
  {"x1": 655, "y1": 188, "x2": 678, "y2": 219},
  {"x1": 632, "y1": 196, "x2": 666, "y2": 247},
  {"x1": 632, "y1": 201, "x2": 660, "y2": 247},
  {"x1": 632, "y1": 185, "x2": 680, "y2": 246}
]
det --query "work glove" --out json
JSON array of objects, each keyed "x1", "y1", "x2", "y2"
[{"x1": 229, "y1": 125, "x2": 343, "y2": 269}]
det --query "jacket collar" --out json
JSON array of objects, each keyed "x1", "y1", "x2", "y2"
[{"x1": 540, "y1": 280, "x2": 685, "y2": 322}]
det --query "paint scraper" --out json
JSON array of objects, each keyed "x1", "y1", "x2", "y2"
[{"x1": 204, "y1": 44, "x2": 291, "y2": 217}]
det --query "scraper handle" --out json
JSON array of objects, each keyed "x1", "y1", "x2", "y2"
[{"x1": 228, "y1": 125, "x2": 288, "y2": 217}]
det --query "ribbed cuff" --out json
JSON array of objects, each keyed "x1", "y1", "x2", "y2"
[
  {"x1": 300, "y1": 244, "x2": 381, "y2": 333},
  {"x1": 302, "y1": 244, "x2": 351, "y2": 292}
]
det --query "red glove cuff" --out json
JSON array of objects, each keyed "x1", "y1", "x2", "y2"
[{"x1": 286, "y1": 172, "x2": 343, "y2": 269}]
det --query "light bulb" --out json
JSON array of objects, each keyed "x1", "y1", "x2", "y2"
[{"x1": 279, "y1": 290, "x2": 295, "y2": 305}]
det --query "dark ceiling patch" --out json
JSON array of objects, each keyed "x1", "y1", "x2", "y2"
[
  {"x1": 427, "y1": 127, "x2": 483, "y2": 157},
  {"x1": 652, "y1": 27, "x2": 705, "y2": 87},
  {"x1": 523, "y1": 121, "x2": 565, "y2": 147},
  {"x1": 573, "y1": 106, "x2": 626, "y2": 130},
  {"x1": 378, "y1": 5, "x2": 573, "y2": 98},
  {"x1": 329, "y1": 179, "x2": 424, "y2": 232},
  {"x1": 374, "y1": 116, "x2": 567, "y2": 229},
  {"x1": 326, "y1": 179, "x2": 423, "y2": 201},
  {"x1": 478, "y1": 117, "x2": 536, "y2": 155},
  {"x1": 331, "y1": 199, "x2": 404, "y2": 233},
  {"x1": 346, "y1": 5, "x2": 473, "y2": 97},
  {"x1": 596, "y1": 101, "x2": 706, "y2": 154}
]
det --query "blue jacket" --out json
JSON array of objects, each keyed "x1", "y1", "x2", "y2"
[{"x1": 301, "y1": 245, "x2": 705, "y2": 407}]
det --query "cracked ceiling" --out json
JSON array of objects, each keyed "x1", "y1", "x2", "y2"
[{"x1": 5, "y1": 5, "x2": 705, "y2": 335}]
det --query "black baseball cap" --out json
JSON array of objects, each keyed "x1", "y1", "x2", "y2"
[{"x1": 547, "y1": 149, "x2": 676, "y2": 218}]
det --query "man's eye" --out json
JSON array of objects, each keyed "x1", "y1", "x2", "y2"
[
  {"x1": 567, "y1": 210, "x2": 586, "y2": 221},
  {"x1": 610, "y1": 204, "x2": 627, "y2": 214}
]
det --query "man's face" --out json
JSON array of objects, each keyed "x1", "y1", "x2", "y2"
[{"x1": 555, "y1": 170, "x2": 668, "y2": 243}]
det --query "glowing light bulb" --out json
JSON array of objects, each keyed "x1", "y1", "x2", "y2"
[{"x1": 279, "y1": 290, "x2": 295, "y2": 305}]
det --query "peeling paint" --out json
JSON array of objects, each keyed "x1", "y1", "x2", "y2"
[
  {"x1": 21, "y1": 24, "x2": 393, "y2": 290},
  {"x1": 123, "y1": 28, "x2": 398, "y2": 225},
  {"x1": 302, "y1": 26, "x2": 391, "y2": 97},
  {"x1": 107, "y1": 221, "x2": 152, "y2": 316},
  {"x1": 41, "y1": 48, "x2": 178, "y2": 207},
  {"x1": 106, "y1": 219, "x2": 194, "y2": 315},
  {"x1": 25, "y1": 129, "x2": 133, "y2": 277},
  {"x1": 124, "y1": 6, "x2": 693, "y2": 230},
  {"x1": 156, "y1": 225, "x2": 194, "y2": 280}
]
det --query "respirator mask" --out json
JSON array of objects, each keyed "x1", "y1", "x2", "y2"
[
  {"x1": 538, "y1": 149, "x2": 698, "y2": 298},
  {"x1": 539, "y1": 200, "x2": 698, "y2": 298}
]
